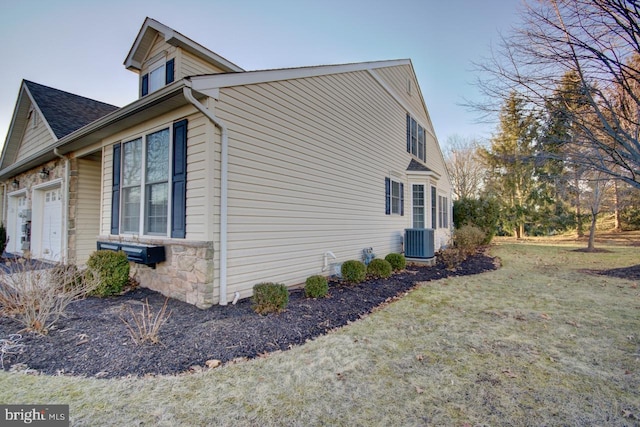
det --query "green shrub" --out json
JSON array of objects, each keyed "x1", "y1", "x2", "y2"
[
  {"x1": 367, "y1": 258, "x2": 392, "y2": 279},
  {"x1": 341, "y1": 260, "x2": 366, "y2": 284},
  {"x1": 453, "y1": 197, "x2": 499, "y2": 244},
  {"x1": 384, "y1": 253, "x2": 406, "y2": 271},
  {"x1": 304, "y1": 275, "x2": 329, "y2": 298},
  {"x1": 454, "y1": 224, "x2": 486, "y2": 256},
  {"x1": 86, "y1": 250, "x2": 130, "y2": 297},
  {"x1": 252, "y1": 282, "x2": 289, "y2": 314}
]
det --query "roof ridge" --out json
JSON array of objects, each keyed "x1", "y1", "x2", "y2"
[
  {"x1": 24, "y1": 80, "x2": 119, "y2": 109},
  {"x1": 24, "y1": 80, "x2": 119, "y2": 139}
]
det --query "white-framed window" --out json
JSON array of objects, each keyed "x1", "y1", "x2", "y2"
[
  {"x1": 121, "y1": 138, "x2": 142, "y2": 233},
  {"x1": 438, "y1": 195, "x2": 449, "y2": 229},
  {"x1": 385, "y1": 177, "x2": 404, "y2": 216},
  {"x1": 148, "y1": 59, "x2": 166, "y2": 94},
  {"x1": 120, "y1": 128, "x2": 171, "y2": 236},
  {"x1": 431, "y1": 186, "x2": 437, "y2": 228},
  {"x1": 406, "y1": 114, "x2": 426, "y2": 162},
  {"x1": 391, "y1": 180, "x2": 402, "y2": 215},
  {"x1": 412, "y1": 184, "x2": 425, "y2": 228}
]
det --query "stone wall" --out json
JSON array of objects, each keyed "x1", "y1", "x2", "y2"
[{"x1": 98, "y1": 236, "x2": 216, "y2": 309}]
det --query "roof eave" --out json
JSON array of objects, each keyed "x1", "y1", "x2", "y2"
[
  {"x1": 189, "y1": 59, "x2": 410, "y2": 93},
  {"x1": 0, "y1": 80, "x2": 194, "y2": 180},
  {"x1": 124, "y1": 18, "x2": 244, "y2": 73}
]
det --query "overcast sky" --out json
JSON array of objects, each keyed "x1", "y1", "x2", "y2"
[{"x1": 0, "y1": 0, "x2": 523, "y2": 151}]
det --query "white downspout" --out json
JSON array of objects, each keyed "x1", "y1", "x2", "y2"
[
  {"x1": 183, "y1": 84, "x2": 229, "y2": 306},
  {"x1": 53, "y1": 148, "x2": 69, "y2": 263}
]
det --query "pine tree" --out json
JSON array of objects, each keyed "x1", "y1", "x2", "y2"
[{"x1": 480, "y1": 92, "x2": 540, "y2": 238}]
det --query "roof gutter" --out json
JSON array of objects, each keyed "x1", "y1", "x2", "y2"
[
  {"x1": 0, "y1": 82, "x2": 187, "y2": 180},
  {"x1": 182, "y1": 83, "x2": 229, "y2": 306}
]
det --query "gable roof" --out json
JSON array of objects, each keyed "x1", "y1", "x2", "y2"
[
  {"x1": 0, "y1": 80, "x2": 118, "y2": 173},
  {"x1": 24, "y1": 81, "x2": 119, "y2": 139},
  {"x1": 124, "y1": 17, "x2": 244, "y2": 73}
]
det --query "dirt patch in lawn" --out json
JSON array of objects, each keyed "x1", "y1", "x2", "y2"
[
  {"x1": 585, "y1": 263, "x2": 640, "y2": 281},
  {"x1": 0, "y1": 252, "x2": 502, "y2": 378}
]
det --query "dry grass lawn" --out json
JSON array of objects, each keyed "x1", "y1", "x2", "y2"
[{"x1": 1, "y1": 238, "x2": 638, "y2": 426}]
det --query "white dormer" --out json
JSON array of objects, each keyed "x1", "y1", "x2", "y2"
[{"x1": 124, "y1": 17, "x2": 244, "y2": 98}]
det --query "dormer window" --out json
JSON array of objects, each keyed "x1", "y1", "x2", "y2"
[
  {"x1": 148, "y1": 60, "x2": 166, "y2": 93},
  {"x1": 141, "y1": 58, "x2": 175, "y2": 97}
]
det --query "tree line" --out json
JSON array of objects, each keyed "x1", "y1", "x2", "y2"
[{"x1": 447, "y1": 0, "x2": 640, "y2": 249}]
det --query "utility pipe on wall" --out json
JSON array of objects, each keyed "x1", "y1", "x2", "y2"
[{"x1": 183, "y1": 84, "x2": 230, "y2": 305}]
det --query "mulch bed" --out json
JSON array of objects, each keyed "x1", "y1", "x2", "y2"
[
  {"x1": 589, "y1": 264, "x2": 640, "y2": 281},
  {"x1": 7, "y1": 250, "x2": 630, "y2": 379}
]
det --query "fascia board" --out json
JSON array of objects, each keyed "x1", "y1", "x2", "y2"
[
  {"x1": 189, "y1": 59, "x2": 411, "y2": 92},
  {"x1": 0, "y1": 81, "x2": 187, "y2": 180}
]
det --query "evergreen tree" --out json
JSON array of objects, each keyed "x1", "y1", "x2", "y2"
[{"x1": 480, "y1": 92, "x2": 540, "y2": 238}]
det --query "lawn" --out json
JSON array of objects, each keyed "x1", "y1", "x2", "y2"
[{"x1": 1, "y1": 239, "x2": 638, "y2": 426}]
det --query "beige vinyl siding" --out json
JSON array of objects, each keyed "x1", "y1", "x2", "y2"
[
  {"x1": 184, "y1": 112, "x2": 215, "y2": 240},
  {"x1": 100, "y1": 145, "x2": 112, "y2": 236},
  {"x1": 15, "y1": 110, "x2": 55, "y2": 162},
  {"x1": 99, "y1": 107, "x2": 213, "y2": 241},
  {"x1": 141, "y1": 35, "x2": 177, "y2": 72},
  {"x1": 217, "y1": 69, "x2": 412, "y2": 298},
  {"x1": 376, "y1": 66, "x2": 451, "y2": 185},
  {"x1": 179, "y1": 50, "x2": 227, "y2": 78},
  {"x1": 76, "y1": 158, "x2": 102, "y2": 264},
  {"x1": 139, "y1": 38, "x2": 226, "y2": 83}
]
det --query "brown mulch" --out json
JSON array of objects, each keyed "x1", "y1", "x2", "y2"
[
  {"x1": 1, "y1": 251, "x2": 637, "y2": 379},
  {"x1": 0, "y1": 252, "x2": 503, "y2": 378}
]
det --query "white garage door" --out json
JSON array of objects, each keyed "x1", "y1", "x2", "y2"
[{"x1": 41, "y1": 188, "x2": 62, "y2": 261}]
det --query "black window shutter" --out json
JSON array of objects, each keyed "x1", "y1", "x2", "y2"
[
  {"x1": 165, "y1": 59, "x2": 175, "y2": 85},
  {"x1": 400, "y1": 182, "x2": 404, "y2": 216},
  {"x1": 385, "y1": 177, "x2": 391, "y2": 215},
  {"x1": 171, "y1": 119, "x2": 188, "y2": 238},
  {"x1": 406, "y1": 114, "x2": 411, "y2": 153},
  {"x1": 141, "y1": 74, "x2": 149, "y2": 96},
  {"x1": 111, "y1": 143, "x2": 121, "y2": 235}
]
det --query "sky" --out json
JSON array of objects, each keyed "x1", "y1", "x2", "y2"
[{"x1": 0, "y1": 0, "x2": 524, "y2": 151}]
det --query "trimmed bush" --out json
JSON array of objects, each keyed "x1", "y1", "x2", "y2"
[
  {"x1": 305, "y1": 275, "x2": 329, "y2": 298},
  {"x1": 86, "y1": 250, "x2": 130, "y2": 297},
  {"x1": 252, "y1": 282, "x2": 289, "y2": 314},
  {"x1": 454, "y1": 224, "x2": 486, "y2": 256},
  {"x1": 367, "y1": 258, "x2": 392, "y2": 279},
  {"x1": 385, "y1": 253, "x2": 406, "y2": 271},
  {"x1": 341, "y1": 260, "x2": 366, "y2": 284}
]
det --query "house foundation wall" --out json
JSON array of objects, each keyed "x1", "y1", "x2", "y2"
[{"x1": 98, "y1": 236, "x2": 216, "y2": 309}]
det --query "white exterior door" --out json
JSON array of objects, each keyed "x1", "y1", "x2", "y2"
[
  {"x1": 41, "y1": 188, "x2": 62, "y2": 261},
  {"x1": 8, "y1": 195, "x2": 27, "y2": 254}
]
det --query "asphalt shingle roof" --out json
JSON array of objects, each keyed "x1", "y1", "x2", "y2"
[
  {"x1": 24, "y1": 81, "x2": 119, "y2": 139},
  {"x1": 406, "y1": 158, "x2": 433, "y2": 172}
]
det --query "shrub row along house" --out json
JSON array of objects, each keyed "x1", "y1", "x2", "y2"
[{"x1": 0, "y1": 18, "x2": 452, "y2": 308}]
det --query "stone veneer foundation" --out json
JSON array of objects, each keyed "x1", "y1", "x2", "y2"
[{"x1": 98, "y1": 237, "x2": 216, "y2": 309}]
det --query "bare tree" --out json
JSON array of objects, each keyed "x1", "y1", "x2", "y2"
[
  {"x1": 473, "y1": 0, "x2": 640, "y2": 189},
  {"x1": 444, "y1": 135, "x2": 486, "y2": 200},
  {"x1": 583, "y1": 173, "x2": 612, "y2": 250}
]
